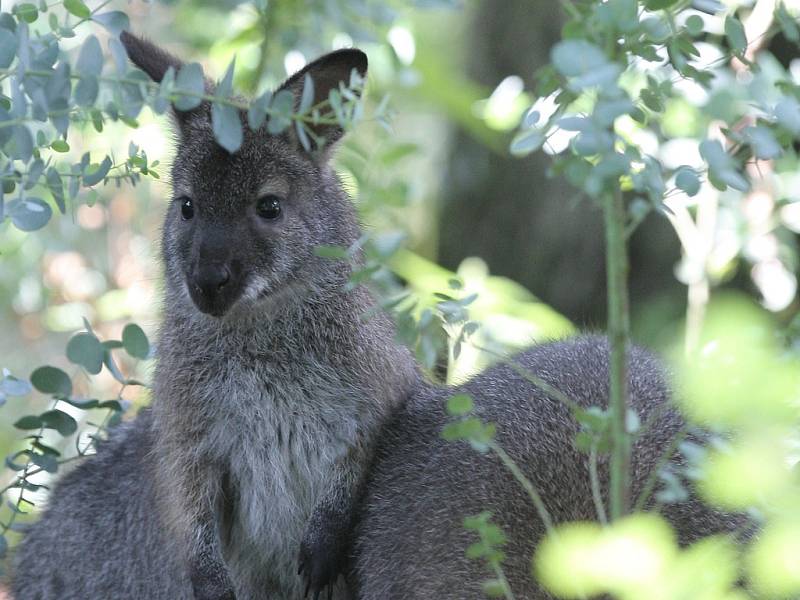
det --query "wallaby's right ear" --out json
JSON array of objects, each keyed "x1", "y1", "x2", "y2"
[
  {"x1": 120, "y1": 31, "x2": 183, "y2": 83},
  {"x1": 120, "y1": 32, "x2": 210, "y2": 135}
]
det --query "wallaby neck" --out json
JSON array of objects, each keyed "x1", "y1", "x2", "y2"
[{"x1": 156, "y1": 276, "x2": 419, "y2": 401}]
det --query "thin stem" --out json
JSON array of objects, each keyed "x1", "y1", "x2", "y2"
[
  {"x1": 0, "y1": 453, "x2": 84, "y2": 497},
  {"x1": 491, "y1": 563, "x2": 517, "y2": 600},
  {"x1": 633, "y1": 427, "x2": 688, "y2": 513},
  {"x1": 589, "y1": 443, "x2": 608, "y2": 525},
  {"x1": 0, "y1": 397, "x2": 57, "y2": 534},
  {"x1": 489, "y1": 441, "x2": 555, "y2": 534},
  {"x1": 1, "y1": 160, "x2": 139, "y2": 184},
  {"x1": 604, "y1": 186, "x2": 631, "y2": 521},
  {"x1": 473, "y1": 343, "x2": 580, "y2": 413},
  {"x1": 52, "y1": 0, "x2": 113, "y2": 40}
]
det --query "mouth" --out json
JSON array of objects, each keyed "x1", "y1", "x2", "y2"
[{"x1": 187, "y1": 281, "x2": 242, "y2": 317}]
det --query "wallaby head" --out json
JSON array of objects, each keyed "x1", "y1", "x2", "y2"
[{"x1": 120, "y1": 33, "x2": 367, "y2": 318}]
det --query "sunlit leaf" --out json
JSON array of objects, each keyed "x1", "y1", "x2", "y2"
[{"x1": 724, "y1": 15, "x2": 747, "y2": 55}]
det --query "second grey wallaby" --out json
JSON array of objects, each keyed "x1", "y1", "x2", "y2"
[{"x1": 348, "y1": 337, "x2": 750, "y2": 599}]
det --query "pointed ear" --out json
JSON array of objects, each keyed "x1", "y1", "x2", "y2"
[
  {"x1": 120, "y1": 31, "x2": 210, "y2": 136},
  {"x1": 277, "y1": 49, "x2": 368, "y2": 157},
  {"x1": 120, "y1": 31, "x2": 183, "y2": 83}
]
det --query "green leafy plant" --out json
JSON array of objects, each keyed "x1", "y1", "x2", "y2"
[{"x1": 0, "y1": 319, "x2": 149, "y2": 568}]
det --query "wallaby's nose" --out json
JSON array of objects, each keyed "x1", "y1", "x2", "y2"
[{"x1": 195, "y1": 264, "x2": 231, "y2": 295}]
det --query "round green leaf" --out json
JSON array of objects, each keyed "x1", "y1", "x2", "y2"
[
  {"x1": 174, "y1": 63, "x2": 205, "y2": 111},
  {"x1": 447, "y1": 394, "x2": 474, "y2": 416},
  {"x1": 40, "y1": 409, "x2": 78, "y2": 436},
  {"x1": 9, "y1": 198, "x2": 53, "y2": 232},
  {"x1": 74, "y1": 75, "x2": 99, "y2": 107},
  {"x1": 746, "y1": 126, "x2": 781, "y2": 160},
  {"x1": 0, "y1": 28, "x2": 16, "y2": 69},
  {"x1": 122, "y1": 323, "x2": 150, "y2": 359},
  {"x1": 775, "y1": 98, "x2": 800, "y2": 135},
  {"x1": 82, "y1": 156, "x2": 112, "y2": 187},
  {"x1": 13, "y1": 4, "x2": 38, "y2": 23},
  {"x1": 12, "y1": 125, "x2": 34, "y2": 162},
  {"x1": 30, "y1": 452, "x2": 58, "y2": 473},
  {"x1": 1, "y1": 375, "x2": 32, "y2": 397},
  {"x1": 212, "y1": 102, "x2": 243, "y2": 154},
  {"x1": 76, "y1": 35, "x2": 103, "y2": 77},
  {"x1": 247, "y1": 91, "x2": 272, "y2": 130},
  {"x1": 66, "y1": 332, "x2": 104, "y2": 375},
  {"x1": 267, "y1": 90, "x2": 293, "y2": 134},
  {"x1": 724, "y1": 15, "x2": 747, "y2": 55},
  {"x1": 685, "y1": 15, "x2": 704, "y2": 36},
  {"x1": 510, "y1": 129, "x2": 545, "y2": 157},
  {"x1": 675, "y1": 167, "x2": 700, "y2": 196},
  {"x1": 551, "y1": 40, "x2": 607, "y2": 77},
  {"x1": 50, "y1": 139, "x2": 70, "y2": 152},
  {"x1": 64, "y1": 0, "x2": 91, "y2": 19},
  {"x1": 13, "y1": 415, "x2": 43, "y2": 430},
  {"x1": 30, "y1": 366, "x2": 72, "y2": 396}
]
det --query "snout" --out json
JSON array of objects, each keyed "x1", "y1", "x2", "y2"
[{"x1": 188, "y1": 262, "x2": 242, "y2": 316}]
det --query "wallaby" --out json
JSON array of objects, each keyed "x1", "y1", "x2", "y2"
[
  {"x1": 12, "y1": 34, "x2": 418, "y2": 600},
  {"x1": 346, "y1": 336, "x2": 751, "y2": 599}
]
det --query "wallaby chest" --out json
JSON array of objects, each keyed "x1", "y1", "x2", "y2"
[{"x1": 159, "y1": 334, "x2": 363, "y2": 578}]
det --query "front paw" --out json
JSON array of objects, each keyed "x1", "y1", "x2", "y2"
[{"x1": 297, "y1": 527, "x2": 347, "y2": 600}]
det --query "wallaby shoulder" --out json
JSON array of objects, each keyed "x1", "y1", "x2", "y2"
[{"x1": 12, "y1": 409, "x2": 192, "y2": 600}]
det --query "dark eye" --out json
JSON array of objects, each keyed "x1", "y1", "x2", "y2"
[
  {"x1": 256, "y1": 195, "x2": 282, "y2": 220},
  {"x1": 179, "y1": 197, "x2": 194, "y2": 220}
]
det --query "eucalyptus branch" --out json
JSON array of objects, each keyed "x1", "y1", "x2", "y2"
[
  {"x1": 0, "y1": 67, "x2": 350, "y2": 127},
  {"x1": 490, "y1": 563, "x2": 517, "y2": 600},
  {"x1": 489, "y1": 441, "x2": 555, "y2": 535},
  {"x1": 633, "y1": 427, "x2": 689, "y2": 513},
  {"x1": 589, "y1": 443, "x2": 608, "y2": 525}
]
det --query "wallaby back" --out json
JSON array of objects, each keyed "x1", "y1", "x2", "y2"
[
  {"x1": 11, "y1": 410, "x2": 193, "y2": 599},
  {"x1": 352, "y1": 336, "x2": 748, "y2": 599}
]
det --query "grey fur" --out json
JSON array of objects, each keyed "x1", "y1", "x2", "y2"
[
  {"x1": 12, "y1": 411, "x2": 193, "y2": 599},
  {"x1": 12, "y1": 36, "x2": 417, "y2": 600},
  {"x1": 351, "y1": 336, "x2": 749, "y2": 599}
]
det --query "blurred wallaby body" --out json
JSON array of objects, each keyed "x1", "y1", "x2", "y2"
[
  {"x1": 13, "y1": 35, "x2": 417, "y2": 600},
  {"x1": 351, "y1": 336, "x2": 749, "y2": 599},
  {"x1": 12, "y1": 410, "x2": 193, "y2": 599}
]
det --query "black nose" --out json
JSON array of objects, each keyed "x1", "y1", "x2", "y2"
[{"x1": 195, "y1": 264, "x2": 230, "y2": 296}]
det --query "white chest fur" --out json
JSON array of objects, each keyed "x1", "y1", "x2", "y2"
[{"x1": 195, "y1": 358, "x2": 361, "y2": 597}]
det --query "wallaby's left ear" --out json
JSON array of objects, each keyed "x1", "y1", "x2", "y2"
[{"x1": 277, "y1": 49, "x2": 368, "y2": 156}]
